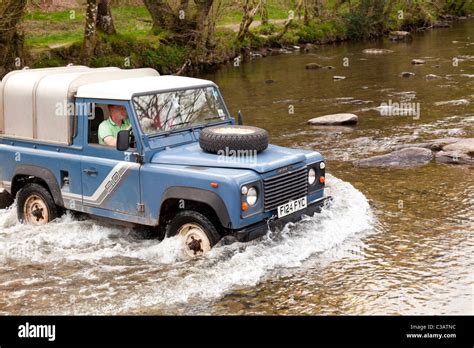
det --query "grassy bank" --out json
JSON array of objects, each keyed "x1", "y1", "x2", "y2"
[{"x1": 23, "y1": 1, "x2": 474, "y2": 74}]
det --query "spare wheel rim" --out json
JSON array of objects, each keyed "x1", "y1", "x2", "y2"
[
  {"x1": 178, "y1": 223, "x2": 212, "y2": 257},
  {"x1": 24, "y1": 195, "x2": 49, "y2": 225}
]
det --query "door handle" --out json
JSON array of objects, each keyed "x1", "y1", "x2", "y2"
[{"x1": 83, "y1": 168, "x2": 98, "y2": 176}]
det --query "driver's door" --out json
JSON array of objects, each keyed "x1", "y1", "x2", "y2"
[{"x1": 80, "y1": 100, "x2": 143, "y2": 218}]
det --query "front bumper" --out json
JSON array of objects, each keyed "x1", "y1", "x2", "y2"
[{"x1": 233, "y1": 196, "x2": 331, "y2": 242}]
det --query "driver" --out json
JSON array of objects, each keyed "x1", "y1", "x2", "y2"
[{"x1": 98, "y1": 105, "x2": 131, "y2": 147}]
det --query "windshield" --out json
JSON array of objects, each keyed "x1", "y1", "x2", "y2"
[{"x1": 132, "y1": 86, "x2": 230, "y2": 136}]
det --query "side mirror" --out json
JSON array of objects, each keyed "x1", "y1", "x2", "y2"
[
  {"x1": 116, "y1": 130, "x2": 131, "y2": 151},
  {"x1": 238, "y1": 110, "x2": 244, "y2": 125}
]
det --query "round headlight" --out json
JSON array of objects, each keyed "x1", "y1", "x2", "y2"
[
  {"x1": 246, "y1": 187, "x2": 258, "y2": 206},
  {"x1": 308, "y1": 168, "x2": 316, "y2": 185},
  {"x1": 319, "y1": 162, "x2": 326, "y2": 170},
  {"x1": 241, "y1": 186, "x2": 248, "y2": 195}
]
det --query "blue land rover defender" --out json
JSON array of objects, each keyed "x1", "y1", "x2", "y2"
[{"x1": 0, "y1": 66, "x2": 327, "y2": 257}]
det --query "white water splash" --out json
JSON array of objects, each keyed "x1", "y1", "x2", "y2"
[{"x1": 0, "y1": 174, "x2": 375, "y2": 314}]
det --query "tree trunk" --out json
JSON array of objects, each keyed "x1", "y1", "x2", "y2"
[
  {"x1": 143, "y1": 0, "x2": 175, "y2": 33},
  {"x1": 80, "y1": 0, "x2": 99, "y2": 65},
  {"x1": 316, "y1": 0, "x2": 325, "y2": 17},
  {"x1": 275, "y1": 0, "x2": 303, "y2": 41},
  {"x1": 261, "y1": 0, "x2": 269, "y2": 25},
  {"x1": 0, "y1": 0, "x2": 28, "y2": 78},
  {"x1": 237, "y1": 0, "x2": 261, "y2": 43},
  {"x1": 304, "y1": 0, "x2": 319, "y2": 24},
  {"x1": 96, "y1": 0, "x2": 116, "y2": 35},
  {"x1": 194, "y1": 0, "x2": 214, "y2": 48}
]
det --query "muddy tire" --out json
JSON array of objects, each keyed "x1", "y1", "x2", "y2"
[
  {"x1": 17, "y1": 183, "x2": 58, "y2": 225},
  {"x1": 166, "y1": 210, "x2": 221, "y2": 258},
  {"x1": 199, "y1": 125, "x2": 269, "y2": 154},
  {"x1": 0, "y1": 190, "x2": 14, "y2": 209}
]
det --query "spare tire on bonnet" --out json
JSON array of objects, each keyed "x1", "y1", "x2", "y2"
[{"x1": 199, "y1": 125, "x2": 269, "y2": 154}]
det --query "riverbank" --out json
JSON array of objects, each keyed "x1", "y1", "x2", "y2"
[{"x1": 23, "y1": 3, "x2": 474, "y2": 75}]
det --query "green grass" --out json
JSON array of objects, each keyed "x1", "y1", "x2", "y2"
[
  {"x1": 24, "y1": 3, "x2": 293, "y2": 49},
  {"x1": 25, "y1": 6, "x2": 152, "y2": 49},
  {"x1": 26, "y1": 32, "x2": 82, "y2": 49},
  {"x1": 218, "y1": 1, "x2": 295, "y2": 25},
  {"x1": 24, "y1": 9, "x2": 83, "y2": 23}
]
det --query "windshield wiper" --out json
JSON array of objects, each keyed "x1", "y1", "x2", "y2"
[
  {"x1": 172, "y1": 121, "x2": 191, "y2": 127},
  {"x1": 163, "y1": 121, "x2": 192, "y2": 136}
]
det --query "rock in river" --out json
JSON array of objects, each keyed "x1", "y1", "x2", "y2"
[
  {"x1": 389, "y1": 31, "x2": 412, "y2": 41},
  {"x1": 354, "y1": 148, "x2": 433, "y2": 168},
  {"x1": 308, "y1": 113, "x2": 358, "y2": 125},
  {"x1": 363, "y1": 48, "x2": 394, "y2": 54},
  {"x1": 394, "y1": 138, "x2": 461, "y2": 151},
  {"x1": 436, "y1": 138, "x2": 474, "y2": 165},
  {"x1": 400, "y1": 72, "x2": 415, "y2": 78},
  {"x1": 411, "y1": 59, "x2": 426, "y2": 65},
  {"x1": 305, "y1": 63, "x2": 323, "y2": 69},
  {"x1": 303, "y1": 43, "x2": 317, "y2": 52},
  {"x1": 425, "y1": 74, "x2": 441, "y2": 80}
]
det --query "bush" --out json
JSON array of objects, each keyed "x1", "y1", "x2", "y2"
[
  {"x1": 344, "y1": 10, "x2": 374, "y2": 40},
  {"x1": 142, "y1": 45, "x2": 188, "y2": 73},
  {"x1": 280, "y1": 31, "x2": 300, "y2": 46},
  {"x1": 255, "y1": 23, "x2": 277, "y2": 35}
]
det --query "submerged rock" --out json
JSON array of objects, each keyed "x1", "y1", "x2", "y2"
[
  {"x1": 308, "y1": 113, "x2": 358, "y2": 125},
  {"x1": 354, "y1": 148, "x2": 433, "y2": 168},
  {"x1": 333, "y1": 76, "x2": 346, "y2": 80},
  {"x1": 433, "y1": 21, "x2": 450, "y2": 28},
  {"x1": 363, "y1": 48, "x2": 394, "y2": 54},
  {"x1": 425, "y1": 74, "x2": 441, "y2": 80},
  {"x1": 436, "y1": 138, "x2": 474, "y2": 165},
  {"x1": 412, "y1": 59, "x2": 426, "y2": 65},
  {"x1": 394, "y1": 138, "x2": 461, "y2": 152},
  {"x1": 400, "y1": 72, "x2": 415, "y2": 78},
  {"x1": 305, "y1": 63, "x2": 323, "y2": 69},
  {"x1": 434, "y1": 99, "x2": 469, "y2": 106},
  {"x1": 389, "y1": 31, "x2": 412, "y2": 41},
  {"x1": 304, "y1": 43, "x2": 318, "y2": 52}
]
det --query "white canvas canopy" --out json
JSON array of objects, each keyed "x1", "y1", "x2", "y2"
[{"x1": 0, "y1": 66, "x2": 159, "y2": 145}]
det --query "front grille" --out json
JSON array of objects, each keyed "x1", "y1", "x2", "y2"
[{"x1": 263, "y1": 166, "x2": 308, "y2": 212}]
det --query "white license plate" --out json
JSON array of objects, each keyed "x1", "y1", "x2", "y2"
[{"x1": 277, "y1": 197, "x2": 307, "y2": 218}]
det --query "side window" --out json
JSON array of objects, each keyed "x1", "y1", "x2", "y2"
[
  {"x1": 88, "y1": 103, "x2": 114, "y2": 145},
  {"x1": 88, "y1": 103, "x2": 133, "y2": 149},
  {"x1": 88, "y1": 103, "x2": 107, "y2": 145}
]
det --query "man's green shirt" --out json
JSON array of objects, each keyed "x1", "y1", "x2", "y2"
[{"x1": 98, "y1": 118, "x2": 131, "y2": 145}]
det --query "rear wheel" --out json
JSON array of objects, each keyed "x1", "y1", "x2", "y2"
[
  {"x1": 166, "y1": 210, "x2": 221, "y2": 258},
  {"x1": 17, "y1": 183, "x2": 58, "y2": 225}
]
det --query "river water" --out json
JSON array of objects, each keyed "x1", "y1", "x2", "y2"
[{"x1": 1, "y1": 20, "x2": 473, "y2": 315}]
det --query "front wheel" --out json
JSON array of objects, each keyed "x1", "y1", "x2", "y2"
[
  {"x1": 17, "y1": 183, "x2": 58, "y2": 225},
  {"x1": 166, "y1": 210, "x2": 221, "y2": 258}
]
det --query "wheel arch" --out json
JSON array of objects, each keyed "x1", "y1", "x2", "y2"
[
  {"x1": 11, "y1": 165, "x2": 64, "y2": 207},
  {"x1": 159, "y1": 187, "x2": 232, "y2": 230}
]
